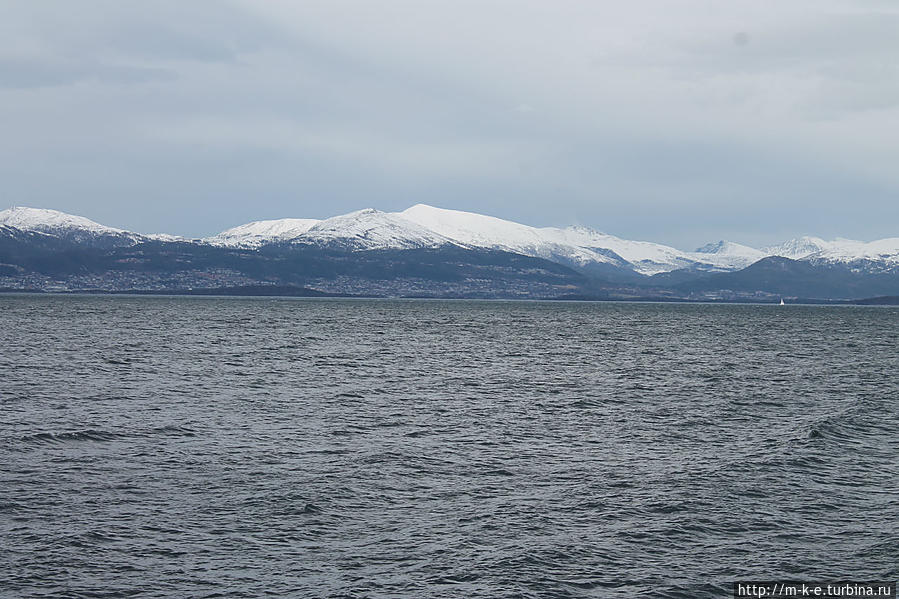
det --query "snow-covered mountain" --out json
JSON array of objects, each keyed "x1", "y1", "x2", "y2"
[
  {"x1": 293, "y1": 209, "x2": 455, "y2": 250},
  {"x1": 0, "y1": 206, "x2": 122, "y2": 234},
  {"x1": 0, "y1": 207, "x2": 188, "y2": 247},
  {"x1": 764, "y1": 236, "x2": 831, "y2": 260},
  {"x1": 205, "y1": 208, "x2": 454, "y2": 251},
  {"x1": 3, "y1": 203, "x2": 897, "y2": 278},
  {"x1": 207, "y1": 218, "x2": 321, "y2": 248},
  {"x1": 399, "y1": 204, "x2": 755, "y2": 275},
  {"x1": 763, "y1": 236, "x2": 899, "y2": 273},
  {"x1": 815, "y1": 238, "x2": 899, "y2": 264},
  {"x1": 398, "y1": 204, "x2": 630, "y2": 270},
  {"x1": 0, "y1": 207, "x2": 143, "y2": 247},
  {"x1": 205, "y1": 204, "x2": 899, "y2": 275},
  {"x1": 203, "y1": 203, "x2": 769, "y2": 274},
  {"x1": 690, "y1": 240, "x2": 767, "y2": 271},
  {"x1": 540, "y1": 225, "x2": 696, "y2": 275}
]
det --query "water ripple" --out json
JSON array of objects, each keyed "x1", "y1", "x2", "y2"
[{"x1": 1, "y1": 297, "x2": 897, "y2": 598}]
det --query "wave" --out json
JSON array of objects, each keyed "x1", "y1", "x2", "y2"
[{"x1": 9, "y1": 424, "x2": 197, "y2": 449}]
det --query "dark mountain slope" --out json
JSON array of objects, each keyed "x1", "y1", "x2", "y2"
[{"x1": 676, "y1": 256, "x2": 899, "y2": 299}]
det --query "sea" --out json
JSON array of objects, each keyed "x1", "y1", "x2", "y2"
[{"x1": 1, "y1": 295, "x2": 897, "y2": 598}]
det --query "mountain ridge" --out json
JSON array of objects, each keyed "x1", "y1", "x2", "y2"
[
  {"x1": 2, "y1": 204, "x2": 897, "y2": 299},
  {"x1": 5, "y1": 203, "x2": 894, "y2": 275}
]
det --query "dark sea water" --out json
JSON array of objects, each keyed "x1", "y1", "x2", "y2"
[{"x1": 1, "y1": 296, "x2": 897, "y2": 598}]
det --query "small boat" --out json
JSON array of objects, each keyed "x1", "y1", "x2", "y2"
[{"x1": 779, "y1": 298, "x2": 785, "y2": 305}]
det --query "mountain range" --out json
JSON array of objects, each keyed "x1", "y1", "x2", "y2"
[{"x1": 1, "y1": 204, "x2": 897, "y2": 300}]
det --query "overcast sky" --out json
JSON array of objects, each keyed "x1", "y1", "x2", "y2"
[{"x1": 2, "y1": 0, "x2": 897, "y2": 248}]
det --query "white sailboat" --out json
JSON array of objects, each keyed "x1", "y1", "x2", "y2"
[{"x1": 779, "y1": 298, "x2": 785, "y2": 305}]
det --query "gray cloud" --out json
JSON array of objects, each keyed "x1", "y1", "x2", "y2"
[
  {"x1": 0, "y1": 58, "x2": 175, "y2": 89},
  {"x1": 0, "y1": 0, "x2": 897, "y2": 248}
]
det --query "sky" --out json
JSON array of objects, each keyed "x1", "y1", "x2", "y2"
[{"x1": 1, "y1": 0, "x2": 898, "y2": 249}]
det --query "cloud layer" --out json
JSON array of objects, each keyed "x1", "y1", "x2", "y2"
[{"x1": 1, "y1": 0, "x2": 897, "y2": 248}]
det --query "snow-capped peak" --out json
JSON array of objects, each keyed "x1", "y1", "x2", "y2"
[
  {"x1": 832, "y1": 237, "x2": 899, "y2": 260},
  {"x1": 752, "y1": 236, "x2": 899, "y2": 272},
  {"x1": 5, "y1": 203, "x2": 896, "y2": 277},
  {"x1": 297, "y1": 208, "x2": 456, "y2": 250},
  {"x1": 0, "y1": 206, "x2": 148, "y2": 248},
  {"x1": 694, "y1": 240, "x2": 760, "y2": 256},
  {"x1": 804, "y1": 237, "x2": 899, "y2": 271},
  {"x1": 399, "y1": 204, "x2": 693, "y2": 274},
  {"x1": 0, "y1": 206, "x2": 126, "y2": 235},
  {"x1": 206, "y1": 217, "x2": 321, "y2": 248},
  {"x1": 399, "y1": 204, "x2": 546, "y2": 249},
  {"x1": 399, "y1": 204, "x2": 622, "y2": 268},
  {"x1": 543, "y1": 225, "x2": 696, "y2": 274},
  {"x1": 763, "y1": 236, "x2": 831, "y2": 260},
  {"x1": 686, "y1": 240, "x2": 766, "y2": 271},
  {"x1": 0, "y1": 206, "x2": 197, "y2": 246}
]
